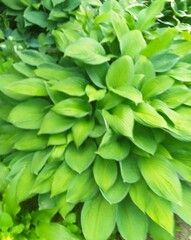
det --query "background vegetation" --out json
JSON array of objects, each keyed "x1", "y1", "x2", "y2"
[{"x1": 0, "y1": 0, "x2": 191, "y2": 239}]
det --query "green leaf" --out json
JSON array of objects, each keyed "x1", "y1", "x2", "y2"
[
  {"x1": 98, "y1": 92, "x2": 123, "y2": 110},
  {"x1": 72, "y1": 117, "x2": 94, "y2": 147},
  {"x1": 136, "y1": 0, "x2": 166, "y2": 31},
  {"x1": 168, "y1": 68, "x2": 191, "y2": 83},
  {"x1": 1, "y1": 0, "x2": 25, "y2": 10},
  {"x1": 48, "y1": 133, "x2": 67, "y2": 146},
  {"x1": 120, "y1": 155, "x2": 141, "y2": 183},
  {"x1": 106, "y1": 56, "x2": 134, "y2": 88},
  {"x1": 24, "y1": 9, "x2": 49, "y2": 28},
  {"x1": 150, "y1": 52, "x2": 179, "y2": 73},
  {"x1": 16, "y1": 50, "x2": 55, "y2": 66},
  {"x1": 39, "y1": 111, "x2": 75, "y2": 134},
  {"x1": 14, "y1": 131, "x2": 48, "y2": 151},
  {"x1": 110, "y1": 86, "x2": 143, "y2": 104},
  {"x1": 159, "y1": 86, "x2": 191, "y2": 108},
  {"x1": 101, "y1": 175, "x2": 129, "y2": 204},
  {"x1": 65, "y1": 38, "x2": 110, "y2": 64},
  {"x1": 142, "y1": 29, "x2": 178, "y2": 58},
  {"x1": 52, "y1": 98, "x2": 92, "y2": 118},
  {"x1": 31, "y1": 148, "x2": 52, "y2": 174},
  {"x1": 97, "y1": 137, "x2": 130, "y2": 161},
  {"x1": 0, "y1": 212, "x2": 13, "y2": 232},
  {"x1": 142, "y1": 75, "x2": 174, "y2": 100},
  {"x1": 36, "y1": 222, "x2": 79, "y2": 240},
  {"x1": 51, "y1": 163, "x2": 76, "y2": 197},
  {"x1": 85, "y1": 63, "x2": 108, "y2": 88},
  {"x1": 117, "y1": 198, "x2": 148, "y2": 240},
  {"x1": 173, "y1": 183, "x2": 191, "y2": 225},
  {"x1": 51, "y1": 0, "x2": 65, "y2": 6},
  {"x1": 134, "y1": 103, "x2": 167, "y2": 128},
  {"x1": 139, "y1": 155, "x2": 182, "y2": 204},
  {"x1": 66, "y1": 168, "x2": 98, "y2": 204},
  {"x1": 170, "y1": 159, "x2": 191, "y2": 182},
  {"x1": 132, "y1": 124, "x2": 158, "y2": 155},
  {"x1": 85, "y1": 85, "x2": 106, "y2": 102},
  {"x1": 149, "y1": 220, "x2": 174, "y2": 240},
  {"x1": 51, "y1": 77, "x2": 87, "y2": 96},
  {"x1": 8, "y1": 98, "x2": 49, "y2": 129},
  {"x1": 13, "y1": 62, "x2": 35, "y2": 77},
  {"x1": 103, "y1": 105, "x2": 134, "y2": 138},
  {"x1": 120, "y1": 30, "x2": 146, "y2": 58},
  {"x1": 65, "y1": 140, "x2": 97, "y2": 173},
  {"x1": 0, "y1": 163, "x2": 9, "y2": 193},
  {"x1": 81, "y1": 194, "x2": 116, "y2": 240},
  {"x1": 93, "y1": 156, "x2": 118, "y2": 192}
]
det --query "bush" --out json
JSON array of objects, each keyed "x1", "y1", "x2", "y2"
[{"x1": 0, "y1": 0, "x2": 191, "y2": 239}]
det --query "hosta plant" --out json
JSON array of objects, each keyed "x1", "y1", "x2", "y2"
[{"x1": 0, "y1": 0, "x2": 191, "y2": 239}]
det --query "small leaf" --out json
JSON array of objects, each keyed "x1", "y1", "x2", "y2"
[
  {"x1": 66, "y1": 168, "x2": 98, "y2": 204},
  {"x1": 51, "y1": 77, "x2": 87, "y2": 96},
  {"x1": 93, "y1": 156, "x2": 118, "y2": 192},
  {"x1": 150, "y1": 52, "x2": 179, "y2": 73},
  {"x1": 85, "y1": 85, "x2": 106, "y2": 102},
  {"x1": 72, "y1": 117, "x2": 94, "y2": 147},
  {"x1": 39, "y1": 111, "x2": 75, "y2": 134},
  {"x1": 8, "y1": 99, "x2": 49, "y2": 129},
  {"x1": 81, "y1": 194, "x2": 116, "y2": 240},
  {"x1": 139, "y1": 155, "x2": 182, "y2": 204},
  {"x1": 65, "y1": 38, "x2": 110, "y2": 64},
  {"x1": 117, "y1": 198, "x2": 148, "y2": 240},
  {"x1": 16, "y1": 50, "x2": 55, "y2": 66},
  {"x1": 101, "y1": 175, "x2": 129, "y2": 204},
  {"x1": 65, "y1": 140, "x2": 97, "y2": 173},
  {"x1": 120, "y1": 30, "x2": 146, "y2": 58},
  {"x1": 134, "y1": 103, "x2": 167, "y2": 128},
  {"x1": 103, "y1": 105, "x2": 134, "y2": 138},
  {"x1": 52, "y1": 98, "x2": 92, "y2": 118},
  {"x1": 120, "y1": 155, "x2": 141, "y2": 183},
  {"x1": 106, "y1": 56, "x2": 134, "y2": 88},
  {"x1": 51, "y1": 163, "x2": 76, "y2": 197}
]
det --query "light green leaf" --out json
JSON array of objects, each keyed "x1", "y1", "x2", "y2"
[
  {"x1": 106, "y1": 56, "x2": 134, "y2": 88},
  {"x1": 72, "y1": 118, "x2": 94, "y2": 147},
  {"x1": 173, "y1": 183, "x2": 191, "y2": 225},
  {"x1": 66, "y1": 168, "x2": 98, "y2": 203},
  {"x1": 0, "y1": 163, "x2": 9, "y2": 193},
  {"x1": 168, "y1": 68, "x2": 191, "y2": 82},
  {"x1": 139, "y1": 155, "x2": 182, "y2": 204},
  {"x1": 98, "y1": 92, "x2": 123, "y2": 110},
  {"x1": 110, "y1": 86, "x2": 143, "y2": 104},
  {"x1": 85, "y1": 63, "x2": 108, "y2": 88},
  {"x1": 142, "y1": 29, "x2": 178, "y2": 58},
  {"x1": 117, "y1": 198, "x2": 148, "y2": 240},
  {"x1": 48, "y1": 133, "x2": 67, "y2": 146},
  {"x1": 120, "y1": 155, "x2": 141, "y2": 183},
  {"x1": 132, "y1": 124, "x2": 158, "y2": 155},
  {"x1": 170, "y1": 159, "x2": 191, "y2": 182},
  {"x1": 120, "y1": 30, "x2": 146, "y2": 58},
  {"x1": 0, "y1": 212, "x2": 13, "y2": 232},
  {"x1": 142, "y1": 75, "x2": 174, "y2": 100},
  {"x1": 8, "y1": 99, "x2": 49, "y2": 129},
  {"x1": 13, "y1": 62, "x2": 35, "y2": 77},
  {"x1": 97, "y1": 137, "x2": 130, "y2": 161},
  {"x1": 103, "y1": 105, "x2": 134, "y2": 138},
  {"x1": 101, "y1": 175, "x2": 129, "y2": 204},
  {"x1": 150, "y1": 52, "x2": 179, "y2": 72},
  {"x1": 93, "y1": 156, "x2": 118, "y2": 192},
  {"x1": 51, "y1": 163, "x2": 76, "y2": 197},
  {"x1": 81, "y1": 194, "x2": 116, "y2": 240},
  {"x1": 16, "y1": 50, "x2": 55, "y2": 66},
  {"x1": 52, "y1": 98, "x2": 92, "y2": 118},
  {"x1": 31, "y1": 148, "x2": 52, "y2": 174},
  {"x1": 51, "y1": 77, "x2": 87, "y2": 96},
  {"x1": 14, "y1": 131, "x2": 48, "y2": 151},
  {"x1": 136, "y1": 0, "x2": 166, "y2": 31},
  {"x1": 134, "y1": 103, "x2": 167, "y2": 128},
  {"x1": 39, "y1": 111, "x2": 75, "y2": 134},
  {"x1": 149, "y1": 220, "x2": 174, "y2": 240},
  {"x1": 36, "y1": 222, "x2": 79, "y2": 240},
  {"x1": 85, "y1": 85, "x2": 106, "y2": 102},
  {"x1": 65, "y1": 38, "x2": 110, "y2": 65},
  {"x1": 159, "y1": 86, "x2": 191, "y2": 108},
  {"x1": 65, "y1": 140, "x2": 97, "y2": 173}
]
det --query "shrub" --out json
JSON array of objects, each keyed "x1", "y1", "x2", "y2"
[{"x1": 0, "y1": 0, "x2": 191, "y2": 239}]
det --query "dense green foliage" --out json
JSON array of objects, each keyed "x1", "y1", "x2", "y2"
[{"x1": 0, "y1": 0, "x2": 191, "y2": 239}]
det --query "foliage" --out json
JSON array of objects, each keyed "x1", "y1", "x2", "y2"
[{"x1": 0, "y1": 0, "x2": 191, "y2": 239}]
